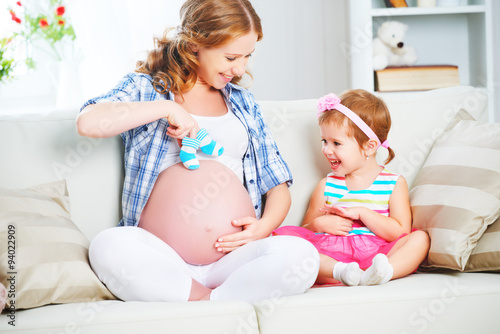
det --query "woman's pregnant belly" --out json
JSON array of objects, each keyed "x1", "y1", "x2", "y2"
[{"x1": 139, "y1": 160, "x2": 255, "y2": 265}]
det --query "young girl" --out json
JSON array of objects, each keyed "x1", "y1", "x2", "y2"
[
  {"x1": 274, "y1": 90, "x2": 430, "y2": 286},
  {"x1": 78, "y1": 0, "x2": 319, "y2": 303}
]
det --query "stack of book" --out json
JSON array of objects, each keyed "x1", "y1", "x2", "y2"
[
  {"x1": 374, "y1": 65, "x2": 460, "y2": 92},
  {"x1": 383, "y1": 0, "x2": 408, "y2": 7}
]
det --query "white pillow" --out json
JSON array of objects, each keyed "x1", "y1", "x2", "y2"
[
  {"x1": 410, "y1": 120, "x2": 500, "y2": 270},
  {"x1": 0, "y1": 180, "x2": 116, "y2": 310}
]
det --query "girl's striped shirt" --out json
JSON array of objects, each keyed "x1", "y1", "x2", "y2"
[{"x1": 324, "y1": 168, "x2": 399, "y2": 236}]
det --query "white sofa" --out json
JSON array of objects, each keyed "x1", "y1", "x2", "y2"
[{"x1": 1, "y1": 86, "x2": 500, "y2": 334}]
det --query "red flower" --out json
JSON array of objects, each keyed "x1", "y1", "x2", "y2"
[
  {"x1": 56, "y1": 6, "x2": 65, "y2": 16},
  {"x1": 10, "y1": 10, "x2": 21, "y2": 24},
  {"x1": 58, "y1": 19, "x2": 65, "y2": 26},
  {"x1": 39, "y1": 18, "x2": 49, "y2": 28},
  {"x1": 16, "y1": 1, "x2": 21, "y2": 6}
]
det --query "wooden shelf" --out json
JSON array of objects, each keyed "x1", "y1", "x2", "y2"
[
  {"x1": 348, "y1": 0, "x2": 495, "y2": 121},
  {"x1": 371, "y1": 5, "x2": 485, "y2": 16}
]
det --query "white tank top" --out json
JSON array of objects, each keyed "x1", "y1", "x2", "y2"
[{"x1": 160, "y1": 102, "x2": 249, "y2": 183}]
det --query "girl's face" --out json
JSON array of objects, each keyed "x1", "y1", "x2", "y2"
[
  {"x1": 320, "y1": 121, "x2": 367, "y2": 177},
  {"x1": 193, "y1": 32, "x2": 258, "y2": 90}
]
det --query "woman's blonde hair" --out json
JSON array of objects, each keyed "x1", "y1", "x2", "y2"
[
  {"x1": 318, "y1": 89, "x2": 395, "y2": 164},
  {"x1": 136, "y1": 0, "x2": 262, "y2": 96}
]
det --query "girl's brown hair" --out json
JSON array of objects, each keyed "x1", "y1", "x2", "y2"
[
  {"x1": 318, "y1": 89, "x2": 395, "y2": 164},
  {"x1": 135, "y1": 0, "x2": 262, "y2": 96}
]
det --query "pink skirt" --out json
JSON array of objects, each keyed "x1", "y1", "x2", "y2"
[{"x1": 273, "y1": 225, "x2": 407, "y2": 269}]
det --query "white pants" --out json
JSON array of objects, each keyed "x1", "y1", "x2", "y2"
[{"x1": 89, "y1": 227, "x2": 319, "y2": 303}]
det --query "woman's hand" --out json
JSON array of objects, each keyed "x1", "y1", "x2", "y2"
[
  {"x1": 165, "y1": 102, "x2": 199, "y2": 139},
  {"x1": 214, "y1": 217, "x2": 269, "y2": 253},
  {"x1": 215, "y1": 183, "x2": 291, "y2": 253}
]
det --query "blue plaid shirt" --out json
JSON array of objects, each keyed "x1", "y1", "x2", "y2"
[{"x1": 81, "y1": 73, "x2": 292, "y2": 226}]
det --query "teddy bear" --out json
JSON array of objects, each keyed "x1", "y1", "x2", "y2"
[{"x1": 372, "y1": 20, "x2": 418, "y2": 71}]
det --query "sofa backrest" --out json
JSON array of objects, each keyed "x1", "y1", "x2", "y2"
[
  {"x1": 0, "y1": 86, "x2": 488, "y2": 239},
  {"x1": 0, "y1": 110, "x2": 123, "y2": 240}
]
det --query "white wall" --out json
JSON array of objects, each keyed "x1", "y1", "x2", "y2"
[{"x1": 250, "y1": 0, "x2": 349, "y2": 101}]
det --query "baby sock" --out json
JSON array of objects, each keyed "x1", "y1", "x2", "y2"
[
  {"x1": 360, "y1": 254, "x2": 393, "y2": 286},
  {"x1": 179, "y1": 137, "x2": 201, "y2": 170},
  {"x1": 332, "y1": 262, "x2": 363, "y2": 286},
  {"x1": 196, "y1": 128, "x2": 224, "y2": 157}
]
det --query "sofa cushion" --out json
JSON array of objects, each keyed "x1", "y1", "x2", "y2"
[
  {"x1": 255, "y1": 272, "x2": 500, "y2": 334},
  {"x1": 0, "y1": 180, "x2": 116, "y2": 310},
  {"x1": 0, "y1": 300, "x2": 259, "y2": 334},
  {"x1": 465, "y1": 215, "x2": 500, "y2": 272},
  {"x1": 410, "y1": 120, "x2": 500, "y2": 270}
]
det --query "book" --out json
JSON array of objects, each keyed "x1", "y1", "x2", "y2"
[
  {"x1": 374, "y1": 65, "x2": 460, "y2": 92},
  {"x1": 383, "y1": 0, "x2": 408, "y2": 7}
]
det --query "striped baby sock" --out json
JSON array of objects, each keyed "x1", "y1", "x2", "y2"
[
  {"x1": 333, "y1": 262, "x2": 363, "y2": 286},
  {"x1": 197, "y1": 128, "x2": 224, "y2": 157},
  {"x1": 360, "y1": 254, "x2": 393, "y2": 286},
  {"x1": 180, "y1": 136, "x2": 201, "y2": 170}
]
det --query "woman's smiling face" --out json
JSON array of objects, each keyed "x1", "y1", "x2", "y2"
[{"x1": 193, "y1": 32, "x2": 258, "y2": 89}]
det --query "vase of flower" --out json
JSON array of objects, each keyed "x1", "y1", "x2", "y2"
[
  {"x1": 0, "y1": 37, "x2": 15, "y2": 84},
  {"x1": 9, "y1": 1, "x2": 76, "y2": 63},
  {"x1": 9, "y1": 0, "x2": 79, "y2": 108}
]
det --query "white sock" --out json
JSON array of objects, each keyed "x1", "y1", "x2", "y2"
[
  {"x1": 360, "y1": 254, "x2": 393, "y2": 286},
  {"x1": 333, "y1": 262, "x2": 362, "y2": 286}
]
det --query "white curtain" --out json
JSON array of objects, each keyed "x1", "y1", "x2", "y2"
[
  {"x1": 67, "y1": 0, "x2": 349, "y2": 102},
  {"x1": 249, "y1": 0, "x2": 348, "y2": 101},
  {"x1": 68, "y1": 0, "x2": 183, "y2": 99}
]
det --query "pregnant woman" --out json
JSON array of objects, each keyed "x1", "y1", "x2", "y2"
[{"x1": 77, "y1": 0, "x2": 319, "y2": 303}]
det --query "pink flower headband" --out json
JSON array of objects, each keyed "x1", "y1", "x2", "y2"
[{"x1": 317, "y1": 93, "x2": 390, "y2": 149}]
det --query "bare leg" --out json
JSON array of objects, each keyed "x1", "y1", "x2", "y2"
[
  {"x1": 318, "y1": 254, "x2": 338, "y2": 278},
  {"x1": 387, "y1": 230, "x2": 430, "y2": 279}
]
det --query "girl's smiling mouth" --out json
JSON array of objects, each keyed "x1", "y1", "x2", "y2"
[{"x1": 330, "y1": 159, "x2": 341, "y2": 170}]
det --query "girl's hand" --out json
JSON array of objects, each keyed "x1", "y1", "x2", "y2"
[
  {"x1": 320, "y1": 204, "x2": 361, "y2": 221},
  {"x1": 307, "y1": 214, "x2": 353, "y2": 236},
  {"x1": 214, "y1": 217, "x2": 269, "y2": 253}
]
